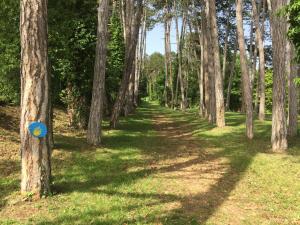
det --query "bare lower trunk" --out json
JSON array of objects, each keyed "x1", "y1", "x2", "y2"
[
  {"x1": 270, "y1": 0, "x2": 288, "y2": 151},
  {"x1": 209, "y1": 0, "x2": 225, "y2": 127},
  {"x1": 124, "y1": 64, "x2": 135, "y2": 116},
  {"x1": 20, "y1": 0, "x2": 51, "y2": 197},
  {"x1": 87, "y1": 0, "x2": 109, "y2": 145},
  {"x1": 287, "y1": 43, "x2": 298, "y2": 137},
  {"x1": 236, "y1": 0, "x2": 254, "y2": 139}
]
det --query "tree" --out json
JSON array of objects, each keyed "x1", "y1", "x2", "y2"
[
  {"x1": 175, "y1": 6, "x2": 187, "y2": 110},
  {"x1": 269, "y1": 0, "x2": 288, "y2": 151},
  {"x1": 287, "y1": 42, "x2": 298, "y2": 137},
  {"x1": 236, "y1": 0, "x2": 254, "y2": 139},
  {"x1": 20, "y1": 0, "x2": 51, "y2": 196},
  {"x1": 208, "y1": 0, "x2": 226, "y2": 127},
  {"x1": 110, "y1": 0, "x2": 143, "y2": 128},
  {"x1": 286, "y1": 1, "x2": 299, "y2": 137},
  {"x1": 87, "y1": 0, "x2": 110, "y2": 146},
  {"x1": 134, "y1": 9, "x2": 147, "y2": 107},
  {"x1": 225, "y1": 39, "x2": 237, "y2": 111},
  {"x1": 252, "y1": 0, "x2": 266, "y2": 121},
  {"x1": 163, "y1": 1, "x2": 174, "y2": 108},
  {"x1": 287, "y1": 0, "x2": 300, "y2": 64}
]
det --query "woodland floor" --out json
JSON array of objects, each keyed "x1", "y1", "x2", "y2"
[{"x1": 0, "y1": 102, "x2": 300, "y2": 225}]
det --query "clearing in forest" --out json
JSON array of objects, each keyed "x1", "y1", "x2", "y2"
[{"x1": 0, "y1": 102, "x2": 299, "y2": 225}]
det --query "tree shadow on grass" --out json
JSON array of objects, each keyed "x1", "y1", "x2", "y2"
[
  {"x1": 45, "y1": 103, "x2": 266, "y2": 224},
  {"x1": 2, "y1": 102, "x2": 298, "y2": 224}
]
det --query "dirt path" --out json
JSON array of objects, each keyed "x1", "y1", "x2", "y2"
[{"x1": 145, "y1": 112, "x2": 236, "y2": 223}]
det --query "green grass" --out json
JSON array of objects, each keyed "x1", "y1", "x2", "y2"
[{"x1": 0, "y1": 102, "x2": 299, "y2": 224}]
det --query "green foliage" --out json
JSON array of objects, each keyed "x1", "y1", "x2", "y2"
[
  {"x1": 0, "y1": 1, "x2": 20, "y2": 104},
  {"x1": 47, "y1": 0, "x2": 97, "y2": 127},
  {"x1": 106, "y1": 10, "x2": 125, "y2": 111},
  {"x1": 144, "y1": 52, "x2": 165, "y2": 103},
  {"x1": 287, "y1": 0, "x2": 300, "y2": 61},
  {"x1": 286, "y1": 0, "x2": 300, "y2": 85},
  {"x1": 264, "y1": 70, "x2": 273, "y2": 112}
]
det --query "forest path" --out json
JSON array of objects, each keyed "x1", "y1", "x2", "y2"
[{"x1": 133, "y1": 104, "x2": 252, "y2": 224}]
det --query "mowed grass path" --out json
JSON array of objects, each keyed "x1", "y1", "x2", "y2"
[{"x1": 0, "y1": 102, "x2": 299, "y2": 224}]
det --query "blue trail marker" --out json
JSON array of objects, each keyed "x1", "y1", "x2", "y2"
[{"x1": 28, "y1": 122, "x2": 48, "y2": 138}]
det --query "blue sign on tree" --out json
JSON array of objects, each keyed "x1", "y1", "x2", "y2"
[{"x1": 28, "y1": 122, "x2": 48, "y2": 138}]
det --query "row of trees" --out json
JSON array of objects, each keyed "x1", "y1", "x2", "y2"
[
  {"x1": 18, "y1": 0, "x2": 147, "y2": 197},
  {"x1": 144, "y1": 0, "x2": 299, "y2": 147},
  {"x1": 1, "y1": 0, "x2": 298, "y2": 197}
]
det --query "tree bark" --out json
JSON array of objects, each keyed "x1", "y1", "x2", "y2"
[
  {"x1": 194, "y1": 22, "x2": 204, "y2": 116},
  {"x1": 124, "y1": 61, "x2": 135, "y2": 116},
  {"x1": 222, "y1": 8, "x2": 231, "y2": 80},
  {"x1": 134, "y1": 9, "x2": 146, "y2": 107},
  {"x1": 269, "y1": 0, "x2": 288, "y2": 151},
  {"x1": 287, "y1": 42, "x2": 298, "y2": 137},
  {"x1": 20, "y1": 0, "x2": 51, "y2": 197},
  {"x1": 236, "y1": 0, "x2": 254, "y2": 139},
  {"x1": 87, "y1": 0, "x2": 109, "y2": 146},
  {"x1": 163, "y1": 11, "x2": 170, "y2": 107},
  {"x1": 110, "y1": 0, "x2": 143, "y2": 128},
  {"x1": 202, "y1": 8, "x2": 210, "y2": 119},
  {"x1": 252, "y1": 0, "x2": 266, "y2": 121},
  {"x1": 163, "y1": 2, "x2": 174, "y2": 108},
  {"x1": 208, "y1": 0, "x2": 225, "y2": 127},
  {"x1": 175, "y1": 11, "x2": 187, "y2": 110}
]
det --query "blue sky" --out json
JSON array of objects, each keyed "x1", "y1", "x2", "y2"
[
  {"x1": 146, "y1": 22, "x2": 178, "y2": 55},
  {"x1": 145, "y1": 20, "x2": 270, "y2": 56}
]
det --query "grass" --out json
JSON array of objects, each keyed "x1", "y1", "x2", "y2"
[{"x1": 0, "y1": 102, "x2": 299, "y2": 224}]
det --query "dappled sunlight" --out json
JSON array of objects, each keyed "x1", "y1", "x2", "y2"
[{"x1": 0, "y1": 103, "x2": 299, "y2": 224}]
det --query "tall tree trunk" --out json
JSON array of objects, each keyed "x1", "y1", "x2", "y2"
[
  {"x1": 189, "y1": 21, "x2": 202, "y2": 115},
  {"x1": 287, "y1": 42, "x2": 298, "y2": 137},
  {"x1": 236, "y1": 0, "x2": 254, "y2": 139},
  {"x1": 194, "y1": 22, "x2": 204, "y2": 116},
  {"x1": 205, "y1": 3, "x2": 216, "y2": 124},
  {"x1": 269, "y1": 0, "x2": 288, "y2": 151},
  {"x1": 226, "y1": 40, "x2": 238, "y2": 111},
  {"x1": 222, "y1": 8, "x2": 230, "y2": 80},
  {"x1": 124, "y1": 60, "x2": 136, "y2": 116},
  {"x1": 20, "y1": 0, "x2": 51, "y2": 197},
  {"x1": 163, "y1": 13, "x2": 170, "y2": 107},
  {"x1": 208, "y1": 0, "x2": 225, "y2": 127},
  {"x1": 164, "y1": 3, "x2": 174, "y2": 108},
  {"x1": 202, "y1": 8, "x2": 210, "y2": 119},
  {"x1": 252, "y1": 0, "x2": 266, "y2": 121},
  {"x1": 110, "y1": 0, "x2": 143, "y2": 128},
  {"x1": 134, "y1": 10, "x2": 146, "y2": 107},
  {"x1": 87, "y1": 0, "x2": 109, "y2": 146},
  {"x1": 249, "y1": 19, "x2": 255, "y2": 85},
  {"x1": 175, "y1": 11, "x2": 187, "y2": 110}
]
